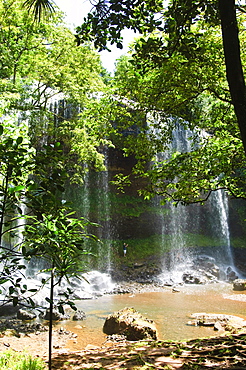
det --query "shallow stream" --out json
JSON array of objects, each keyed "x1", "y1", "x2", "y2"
[{"x1": 61, "y1": 282, "x2": 246, "y2": 350}]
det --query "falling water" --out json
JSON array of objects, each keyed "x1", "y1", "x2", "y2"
[
  {"x1": 94, "y1": 149, "x2": 112, "y2": 272},
  {"x1": 209, "y1": 190, "x2": 233, "y2": 267},
  {"x1": 156, "y1": 123, "x2": 199, "y2": 274},
  {"x1": 154, "y1": 121, "x2": 236, "y2": 281},
  {"x1": 167, "y1": 125, "x2": 196, "y2": 268},
  {"x1": 40, "y1": 101, "x2": 243, "y2": 282}
]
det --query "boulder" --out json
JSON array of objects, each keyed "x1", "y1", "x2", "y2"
[
  {"x1": 72, "y1": 310, "x2": 86, "y2": 321},
  {"x1": 41, "y1": 309, "x2": 70, "y2": 321},
  {"x1": 17, "y1": 309, "x2": 36, "y2": 321},
  {"x1": 233, "y1": 279, "x2": 246, "y2": 291},
  {"x1": 226, "y1": 267, "x2": 238, "y2": 281},
  {"x1": 193, "y1": 256, "x2": 220, "y2": 278},
  {"x1": 103, "y1": 307, "x2": 157, "y2": 341},
  {"x1": 182, "y1": 272, "x2": 207, "y2": 284},
  {"x1": 0, "y1": 304, "x2": 19, "y2": 317}
]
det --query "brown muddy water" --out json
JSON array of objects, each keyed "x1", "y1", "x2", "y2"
[{"x1": 61, "y1": 283, "x2": 246, "y2": 350}]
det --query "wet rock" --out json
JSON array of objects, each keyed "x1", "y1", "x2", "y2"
[
  {"x1": 182, "y1": 272, "x2": 207, "y2": 284},
  {"x1": 73, "y1": 292, "x2": 94, "y2": 300},
  {"x1": 163, "y1": 281, "x2": 174, "y2": 287},
  {"x1": 226, "y1": 267, "x2": 238, "y2": 282},
  {"x1": 182, "y1": 264, "x2": 220, "y2": 284},
  {"x1": 192, "y1": 256, "x2": 220, "y2": 279},
  {"x1": 0, "y1": 304, "x2": 19, "y2": 317},
  {"x1": 17, "y1": 309, "x2": 36, "y2": 321},
  {"x1": 112, "y1": 282, "x2": 164, "y2": 295},
  {"x1": 172, "y1": 287, "x2": 180, "y2": 292},
  {"x1": 233, "y1": 279, "x2": 246, "y2": 291},
  {"x1": 58, "y1": 327, "x2": 70, "y2": 335},
  {"x1": 111, "y1": 258, "x2": 162, "y2": 283},
  {"x1": 0, "y1": 319, "x2": 47, "y2": 335},
  {"x1": 188, "y1": 313, "x2": 246, "y2": 332},
  {"x1": 103, "y1": 307, "x2": 157, "y2": 341},
  {"x1": 41, "y1": 309, "x2": 70, "y2": 321},
  {"x1": 72, "y1": 310, "x2": 86, "y2": 321}
]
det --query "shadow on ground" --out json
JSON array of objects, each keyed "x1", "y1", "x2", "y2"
[{"x1": 51, "y1": 332, "x2": 246, "y2": 369}]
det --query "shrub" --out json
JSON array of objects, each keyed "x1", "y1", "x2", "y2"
[{"x1": 0, "y1": 350, "x2": 46, "y2": 370}]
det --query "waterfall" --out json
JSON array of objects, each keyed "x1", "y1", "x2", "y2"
[
  {"x1": 64, "y1": 148, "x2": 113, "y2": 273},
  {"x1": 209, "y1": 190, "x2": 233, "y2": 266},
  {"x1": 94, "y1": 149, "x2": 112, "y2": 272},
  {"x1": 28, "y1": 98, "x2": 242, "y2": 284},
  {"x1": 156, "y1": 123, "x2": 196, "y2": 271},
  {"x1": 166, "y1": 124, "x2": 197, "y2": 269},
  {"x1": 154, "y1": 121, "x2": 237, "y2": 281}
]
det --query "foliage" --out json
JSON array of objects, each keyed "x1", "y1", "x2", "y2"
[
  {"x1": 51, "y1": 0, "x2": 246, "y2": 205},
  {"x1": 23, "y1": 0, "x2": 246, "y2": 204},
  {"x1": 23, "y1": 209, "x2": 95, "y2": 287},
  {"x1": 0, "y1": 2, "x2": 106, "y2": 369},
  {"x1": 0, "y1": 0, "x2": 107, "y2": 173},
  {"x1": 23, "y1": 0, "x2": 55, "y2": 21},
  {"x1": 0, "y1": 124, "x2": 33, "y2": 244},
  {"x1": 0, "y1": 134, "x2": 99, "y2": 370},
  {"x1": 0, "y1": 119, "x2": 35, "y2": 306},
  {"x1": 0, "y1": 350, "x2": 46, "y2": 370},
  {"x1": 76, "y1": 0, "x2": 163, "y2": 50},
  {"x1": 105, "y1": 19, "x2": 246, "y2": 204}
]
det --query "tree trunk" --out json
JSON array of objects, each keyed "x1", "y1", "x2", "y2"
[
  {"x1": 48, "y1": 264, "x2": 54, "y2": 370},
  {"x1": 218, "y1": 0, "x2": 246, "y2": 154}
]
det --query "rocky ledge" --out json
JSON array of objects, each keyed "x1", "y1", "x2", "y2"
[
  {"x1": 187, "y1": 313, "x2": 246, "y2": 333},
  {"x1": 111, "y1": 254, "x2": 241, "y2": 288}
]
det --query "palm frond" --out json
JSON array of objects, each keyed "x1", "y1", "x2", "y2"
[{"x1": 23, "y1": 0, "x2": 55, "y2": 21}]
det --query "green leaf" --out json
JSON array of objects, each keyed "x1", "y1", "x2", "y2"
[
  {"x1": 8, "y1": 185, "x2": 25, "y2": 193},
  {"x1": 58, "y1": 305, "x2": 64, "y2": 315},
  {"x1": 9, "y1": 286, "x2": 15, "y2": 295},
  {"x1": 16, "y1": 137, "x2": 23, "y2": 145},
  {"x1": 29, "y1": 298, "x2": 35, "y2": 307}
]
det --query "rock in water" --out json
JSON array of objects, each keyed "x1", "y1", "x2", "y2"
[
  {"x1": 233, "y1": 279, "x2": 246, "y2": 291},
  {"x1": 103, "y1": 307, "x2": 157, "y2": 341},
  {"x1": 72, "y1": 310, "x2": 86, "y2": 321},
  {"x1": 41, "y1": 309, "x2": 70, "y2": 321},
  {"x1": 17, "y1": 309, "x2": 36, "y2": 321}
]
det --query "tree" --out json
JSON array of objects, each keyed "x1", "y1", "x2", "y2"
[
  {"x1": 23, "y1": 0, "x2": 246, "y2": 150},
  {"x1": 108, "y1": 23, "x2": 246, "y2": 204},
  {"x1": 23, "y1": 0, "x2": 246, "y2": 204},
  {"x1": 0, "y1": 0, "x2": 107, "y2": 299},
  {"x1": 0, "y1": 2, "x2": 108, "y2": 368},
  {"x1": 74, "y1": 0, "x2": 246, "y2": 156},
  {"x1": 0, "y1": 122, "x2": 36, "y2": 308},
  {"x1": 0, "y1": 139, "x2": 98, "y2": 370},
  {"x1": 218, "y1": 0, "x2": 246, "y2": 154},
  {"x1": 23, "y1": 0, "x2": 56, "y2": 20},
  {"x1": 23, "y1": 186, "x2": 97, "y2": 370},
  {"x1": 0, "y1": 0, "x2": 108, "y2": 179}
]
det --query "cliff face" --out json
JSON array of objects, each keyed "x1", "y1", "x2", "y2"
[{"x1": 64, "y1": 146, "x2": 246, "y2": 275}]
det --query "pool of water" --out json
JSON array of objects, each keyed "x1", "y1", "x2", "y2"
[{"x1": 61, "y1": 283, "x2": 246, "y2": 350}]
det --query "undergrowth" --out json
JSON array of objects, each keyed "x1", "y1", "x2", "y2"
[{"x1": 0, "y1": 350, "x2": 46, "y2": 370}]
